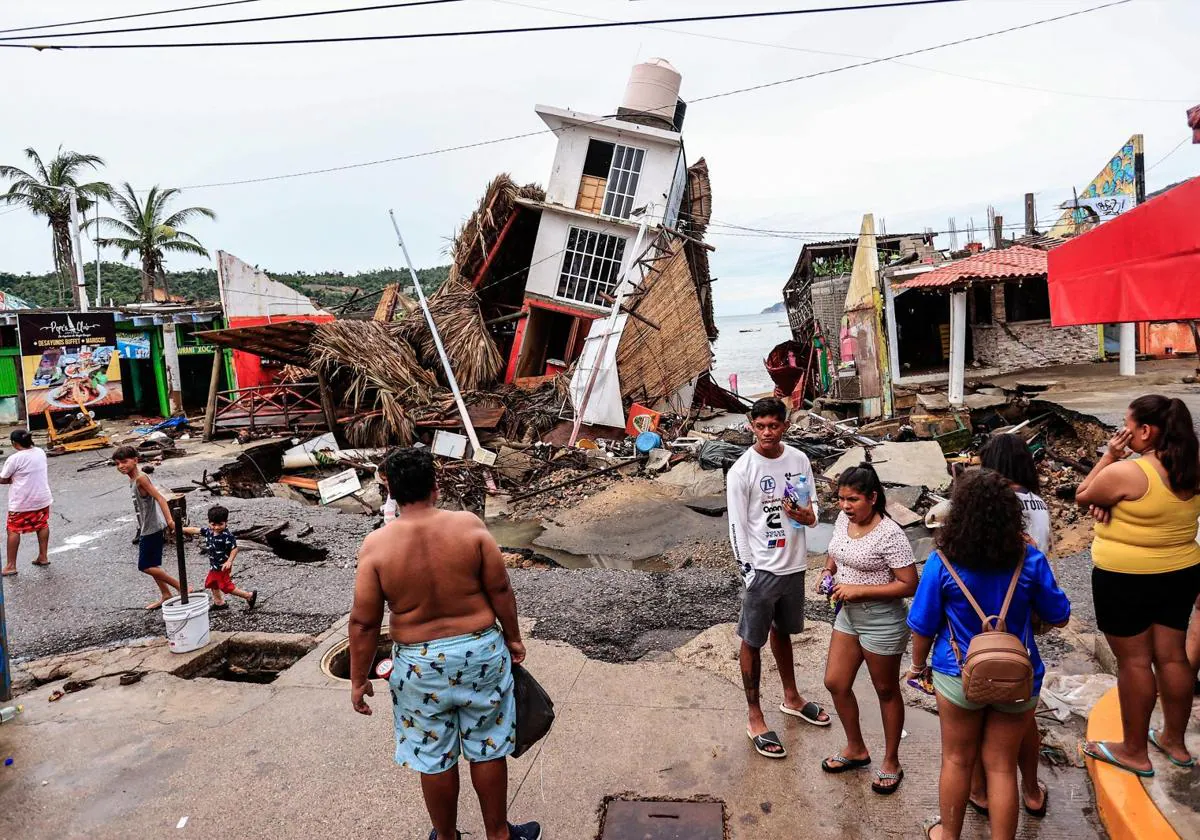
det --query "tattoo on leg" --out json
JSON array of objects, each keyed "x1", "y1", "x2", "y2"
[{"x1": 742, "y1": 653, "x2": 762, "y2": 706}]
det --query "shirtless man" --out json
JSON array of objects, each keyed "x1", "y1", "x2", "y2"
[{"x1": 349, "y1": 447, "x2": 541, "y2": 840}]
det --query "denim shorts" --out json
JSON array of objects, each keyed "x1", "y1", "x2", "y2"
[
  {"x1": 832, "y1": 598, "x2": 910, "y2": 657},
  {"x1": 932, "y1": 670, "x2": 1038, "y2": 714}
]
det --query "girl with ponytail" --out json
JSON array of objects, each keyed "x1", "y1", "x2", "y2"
[
  {"x1": 819, "y1": 462, "x2": 918, "y2": 794},
  {"x1": 1076, "y1": 394, "x2": 1200, "y2": 776}
]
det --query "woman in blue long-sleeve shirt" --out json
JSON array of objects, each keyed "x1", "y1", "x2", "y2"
[{"x1": 907, "y1": 469, "x2": 1071, "y2": 840}]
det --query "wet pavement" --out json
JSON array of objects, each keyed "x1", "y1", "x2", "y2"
[{"x1": 2, "y1": 440, "x2": 374, "y2": 662}]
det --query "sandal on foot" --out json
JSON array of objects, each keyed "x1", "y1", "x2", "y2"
[
  {"x1": 780, "y1": 700, "x2": 831, "y2": 726},
  {"x1": 1149, "y1": 728, "x2": 1196, "y2": 768},
  {"x1": 1024, "y1": 780, "x2": 1048, "y2": 818},
  {"x1": 210, "y1": 602, "x2": 230, "y2": 611},
  {"x1": 31, "y1": 560, "x2": 49, "y2": 567},
  {"x1": 247, "y1": 590, "x2": 258, "y2": 610},
  {"x1": 968, "y1": 797, "x2": 989, "y2": 816},
  {"x1": 747, "y1": 729, "x2": 787, "y2": 759},
  {"x1": 1, "y1": 569, "x2": 16, "y2": 577},
  {"x1": 872, "y1": 768, "x2": 904, "y2": 795},
  {"x1": 1083, "y1": 741, "x2": 1155, "y2": 777},
  {"x1": 922, "y1": 816, "x2": 942, "y2": 840},
  {"x1": 821, "y1": 753, "x2": 870, "y2": 773}
]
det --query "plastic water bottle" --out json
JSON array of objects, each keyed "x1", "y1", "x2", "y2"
[
  {"x1": 785, "y1": 476, "x2": 810, "y2": 530},
  {"x1": 0, "y1": 705, "x2": 24, "y2": 724}
]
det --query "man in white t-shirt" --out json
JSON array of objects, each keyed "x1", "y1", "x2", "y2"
[
  {"x1": 1, "y1": 429, "x2": 53, "y2": 575},
  {"x1": 727, "y1": 398, "x2": 830, "y2": 760}
]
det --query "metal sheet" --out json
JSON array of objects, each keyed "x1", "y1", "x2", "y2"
[{"x1": 600, "y1": 799, "x2": 724, "y2": 840}]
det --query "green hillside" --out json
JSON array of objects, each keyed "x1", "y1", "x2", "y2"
[{"x1": 0, "y1": 263, "x2": 450, "y2": 310}]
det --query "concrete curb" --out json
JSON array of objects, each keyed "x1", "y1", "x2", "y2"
[{"x1": 1084, "y1": 686, "x2": 1180, "y2": 840}]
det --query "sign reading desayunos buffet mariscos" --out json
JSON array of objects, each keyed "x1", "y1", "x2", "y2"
[{"x1": 17, "y1": 312, "x2": 123, "y2": 415}]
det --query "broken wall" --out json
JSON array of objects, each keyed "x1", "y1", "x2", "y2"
[{"x1": 971, "y1": 282, "x2": 1097, "y2": 370}]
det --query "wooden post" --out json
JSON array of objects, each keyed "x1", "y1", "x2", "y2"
[
  {"x1": 316, "y1": 369, "x2": 341, "y2": 444},
  {"x1": 1024, "y1": 193, "x2": 1036, "y2": 236},
  {"x1": 168, "y1": 496, "x2": 188, "y2": 606},
  {"x1": 202, "y1": 349, "x2": 222, "y2": 441},
  {"x1": 992, "y1": 215, "x2": 1005, "y2": 250}
]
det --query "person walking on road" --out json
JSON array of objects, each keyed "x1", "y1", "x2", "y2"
[
  {"x1": 348, "y1": 447, "x2": 540, "y2": 840},
  {"x1": 909, "y1": 469, "x2": 1070, "y2": 840},
  {"x1": 968, "y1": 433, "x2": 1054, "y2": 817},
  {"x1": 819, "y1": 463, "x2": 917, "y2": 794},
  {"x1": 1077, "y1": 395, "x2": 1200, "y2": 775},
  {"x1": 727, "y1": 397, "x2": 830, "y2": 761},
  {"x1": 1, "y1": 429, "x2": 53, "y2": 576},
  {"x1": 113, "y1": 446, "x2": 186, "y2": 610}
]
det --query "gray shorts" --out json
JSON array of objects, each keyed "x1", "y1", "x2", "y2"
[
  {"x1": 738, "y1": 569, "x2": 806, "y2": 649},
  {"x1": 832, "y1": 599, "x2": 911, "y2": 657}
]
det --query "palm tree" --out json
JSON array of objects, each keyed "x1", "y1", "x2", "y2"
[
  {"x1": 0, "y1": 147, "x2": 112, "y2": 306},
  {"x1": 98, "y1": 183, "x2": 216, "y2": 301}
]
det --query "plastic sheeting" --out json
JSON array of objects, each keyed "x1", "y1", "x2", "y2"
[
  {"x1": 569, "y1": 314, "x2": 628, "y2": 429},
  {"x1": 1047, "y1": 176, "x2": 1200, "y2": 326}
]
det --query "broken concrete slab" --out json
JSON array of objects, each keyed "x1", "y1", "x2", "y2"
[
  {"x1": 645, "y1": 448, "x2": 671, "y2": 473},
  {"x1": 484, "y1": 493, "x2": 512, "y2": 521},
  {"x1": 495, "y1": 446, "x2": 541, "y2": 483},
  {"x1": 886, "y1": 500, "x2": 922, "y2": 527},
  {"x1": 684, "y1": 494, "x2": 728, "y2": 517},
  {"x1": 656, "y1": 461, "x2": 726, "y2": 498},
  {"x1": 963, "y1": 393, "x2": 1008, "y2": 410},
  {"x1": 887, "y1": 485, "x2": 924, "y2": 510},
  {"x1": 917, "y1": 392, "x2": 950, "y2": 411},
  {"x1": 825, "y1": 441, "x2": 951, "y2": 491}
]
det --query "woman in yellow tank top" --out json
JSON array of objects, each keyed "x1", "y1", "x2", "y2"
[{"x1": 1076, "y1": 395, "x2": 1200, "y2": 777}]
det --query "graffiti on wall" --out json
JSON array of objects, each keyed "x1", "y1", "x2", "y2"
[{"x1": 1049, "y1": 134, "x2": 1142, "y2": 238}]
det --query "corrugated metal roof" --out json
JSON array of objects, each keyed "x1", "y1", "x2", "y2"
[{"x1": 896, "y1": 245, "x2": 1047, "y2": 289}]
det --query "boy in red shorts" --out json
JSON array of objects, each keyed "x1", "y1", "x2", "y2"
[{"x1": 183, "y1": 505, "x2": 257, "y2": 611}]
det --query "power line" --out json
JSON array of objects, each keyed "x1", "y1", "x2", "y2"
[
  {"x1": 692, "y1": 0, "x2": 1133, "y2": 103},
  {"x1": 158, "y1": 1, "x2": 1128, "y2": 192},
  {"x1": 1, "y1": 0, "x2": 973, "y2": 49},
  {"x1": 495, "y1": 0, "x2": 1190, "y2": 105},
  {"x1": 0, "y1": 0, "x2": 270, "y2": 36},
  {"x1": 1148, "y1": 136, "x2": 1190, "y2": 171},
  {"x1": 0, "y1": 0, "x2": 469, "y2": 43}
]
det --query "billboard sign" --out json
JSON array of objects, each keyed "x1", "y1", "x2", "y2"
[{"x1": 17, "y1": 312, "x2": 123, "y2": 415}]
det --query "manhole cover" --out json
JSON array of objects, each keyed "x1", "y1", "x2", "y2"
[{"x1": 600, "y1": 799, "x2": 724, "y2": 840}]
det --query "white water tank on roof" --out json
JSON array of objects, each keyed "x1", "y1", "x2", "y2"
[{"x1": 620, "y1": 58, "x2": 682, "y2": 127}]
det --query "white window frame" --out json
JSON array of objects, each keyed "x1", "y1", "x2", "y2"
[
  {"x1": 601, "y1": 144, "x2": 646, "y2": 220},
  {"x1": 556, "y1": 227, "x2": 628, "y2": 307}
]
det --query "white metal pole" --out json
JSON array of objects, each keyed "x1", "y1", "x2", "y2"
[
  {"x1": 568, "y1": 212, "x2": 651, "y2": 447},
  {"x1": 948, "y1": 290, "x2": 967, "y2": 406},
  {"x1": 1119, "y1": 322, "x2": 1136, "y2": 376},
  {"x1": 67, "y1": 190, "x2": 89, "y2": 312},
  {"x1": 388, "y1": 211, "x2": 487, "y2": 459},
  {"x1": 94, "y1": 202, "x2": 102, "y2": 307}
]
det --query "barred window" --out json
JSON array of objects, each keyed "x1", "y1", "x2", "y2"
[
  {"x1": 601, "y1": 145, "x2": 645, "y2": 219},
  {"x1": 557, "y1": 227, "x2": 628, "y2": 307}
]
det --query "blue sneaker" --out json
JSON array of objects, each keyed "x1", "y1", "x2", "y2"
[
  {"x1": 508, "y1": 822, "x2": 542, "y2": 840},
  {"x1": 426, "y1": 831, "x2": 462, "y2": 840}
]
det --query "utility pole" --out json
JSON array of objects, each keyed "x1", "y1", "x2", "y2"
[
  {"x1": 94, "y1": 201, "x2": 102, "y2": 307},
  {"x1": 67, "y1": 190, "x2": 89, "y2": 312},
  {"x1": 1024, "y1": 193, "x2": 1036, "y2": 236},
  {"x1": 992, "y1": 214, "x2": 1005, "y2": 251}
]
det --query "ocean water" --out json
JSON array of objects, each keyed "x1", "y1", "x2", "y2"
[{"x1": 710, "y1": 312, "x2": 793, "y2": 397}]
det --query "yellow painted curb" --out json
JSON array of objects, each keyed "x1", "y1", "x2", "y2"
[{"x1": 1085, "y1": 686, "x2": 1180, "y2": 840}]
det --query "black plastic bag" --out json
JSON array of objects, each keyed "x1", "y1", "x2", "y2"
[
  {"x1": 698, "y1": 440, "x2": 747, "y2": 471},
  {"x1": 512, "y1": 663, "x2": 554, "y2": 758}
]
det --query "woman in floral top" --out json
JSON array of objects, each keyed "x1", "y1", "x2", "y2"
[{"x1": 819, "y1": 463, "x2": 918, "y2": 795}]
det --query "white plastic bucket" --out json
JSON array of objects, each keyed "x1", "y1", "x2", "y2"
[{"x1": 162, "y1": 592, "x2": 211, "y2": 654}]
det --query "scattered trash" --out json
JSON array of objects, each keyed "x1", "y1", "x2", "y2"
[
  {"x1": 119, "y1": 672, "x2": 143, "y2": 686},
  {"x1": 1040, "y1": 673, "x2": 1117, "y2": 723},
  {"x1": 177, "y1": 816, "x2": 189, "y2": 829},
  {"x1": 317, "y1": 469, "x2": 362, "y2": 505},
  {"x1": 431, "y1": 430, "x2": 469, "y2": 460},
  {"x1": 4, "y1": 757, "x2": 12, "y2": 767}
]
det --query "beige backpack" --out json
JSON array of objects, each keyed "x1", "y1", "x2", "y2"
[{"x1": 943, "y1": 558, "x2": 1035, "y2": 706}]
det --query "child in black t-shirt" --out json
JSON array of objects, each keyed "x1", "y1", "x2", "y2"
[{"x1": 183, "y1": 505, "x2": 257, "y2": 611}]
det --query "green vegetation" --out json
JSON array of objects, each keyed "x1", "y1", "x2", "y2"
[
  {"x1": 0, "y1": 262, "x2": 450, "y2": 310},
  {"x1": 97, "y1": 183, "x2": 216, "y2": 301},
  {"x1": 0, "y1": 147, "x2": 112, "y2": 306}
]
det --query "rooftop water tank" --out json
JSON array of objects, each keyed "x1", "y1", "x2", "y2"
[{"x1": 618, "y1": 58, "x2": 682, "y2": 131}]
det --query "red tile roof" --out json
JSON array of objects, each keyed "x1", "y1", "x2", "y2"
[{"x1": 897, "y1": 245, "x2": 1047, "y2": 289}]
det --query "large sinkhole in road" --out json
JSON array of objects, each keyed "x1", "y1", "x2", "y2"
[
  {"x1": 184, "y1": 638, "x2": 314, "y2": 684},
  {"x1": 266, "y1": 535, "x2": 328, "y2": 563}
]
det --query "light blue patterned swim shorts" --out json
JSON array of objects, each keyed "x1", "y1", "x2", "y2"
[{"x1": 389, "y1": 625, "x2": 516, "y2": 774}]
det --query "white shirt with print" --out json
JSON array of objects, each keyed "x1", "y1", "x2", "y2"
[{"x1": 726, "y1": 444, "x2": 817, "y2": 583}]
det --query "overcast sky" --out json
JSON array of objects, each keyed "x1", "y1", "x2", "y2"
[{"x1": 0, "y1": 0, "x2": 1196, "y2": 314}]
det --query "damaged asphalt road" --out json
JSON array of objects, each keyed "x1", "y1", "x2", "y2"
[{"x1": 3, "y1": 444, "x2": 373, "y2": 662}]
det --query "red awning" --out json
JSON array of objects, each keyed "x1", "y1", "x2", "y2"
[{"x1": 1047, "y1": 176, "x2": 1200, "y2": 327}]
